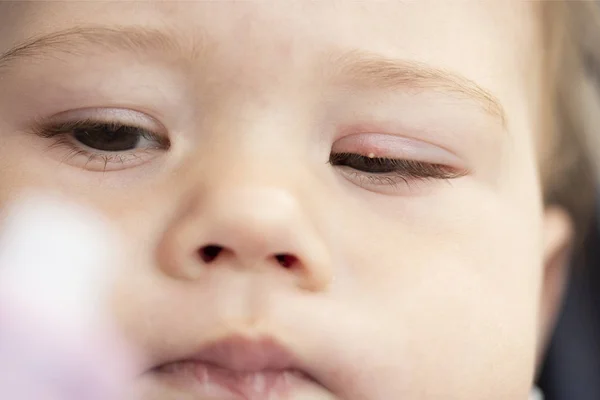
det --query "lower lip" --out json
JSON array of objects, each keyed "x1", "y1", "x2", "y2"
[{"x1": 154, "y1": 361, "x2": 312, "y2": 400}]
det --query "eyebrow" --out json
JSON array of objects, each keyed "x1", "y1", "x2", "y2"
[
  {"x1": 0, "y1": 26, "x2": 506, "y2": 126},
  {"x1": 0, "y1": 26, "x2": 199, "y2": 71},
  {"x1": 331, "y1": 51, "x2": 507, "y2": 126}
]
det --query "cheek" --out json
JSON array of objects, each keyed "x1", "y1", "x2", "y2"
[
  {"x1": 334, "y1": 189, "x2": 542, "y2": 398},
  {"x1": 0, "y1": 138, "x2": 171, "y2": 339},
  {"x1": 0, "y1": 123, "x2": 544, "y2": 400}
]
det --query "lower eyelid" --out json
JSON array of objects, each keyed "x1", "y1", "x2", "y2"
[
  {"x1": 66, "y1": 149, "x2": 159, "y2": 172},
  {"x1": 333, "y1": 157, "x2": 468, "y2": 196},
  {"x1": 339, "y1": 169, "x2": 421, "y2": 194},
  {"x1": 43, "y1": 135, "x2": 163, "y2": 172}
]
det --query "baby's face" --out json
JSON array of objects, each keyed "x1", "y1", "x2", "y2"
[{"x1": 0, "y1": 1, "x2": 570, "y2": 399}]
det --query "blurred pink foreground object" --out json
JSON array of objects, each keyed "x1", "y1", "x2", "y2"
[{"x1": 0, "y1": 194, "x2": 135, "y2": 400}]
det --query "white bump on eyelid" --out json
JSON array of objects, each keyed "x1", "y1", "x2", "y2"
[{"x1": 333, "y1": 133, "x2": 463, "y2": 167}]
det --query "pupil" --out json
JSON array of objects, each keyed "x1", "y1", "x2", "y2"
[{"x1": 73, "y1": 126, "x2": 141, "y2": 152}]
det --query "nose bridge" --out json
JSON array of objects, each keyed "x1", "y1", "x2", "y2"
[
  {"x1": 182, "y1": 108, "x2": 316, "y2": 249},
  {"x1": 191, "y1": 94, "x2": 315, "y2": 174}
]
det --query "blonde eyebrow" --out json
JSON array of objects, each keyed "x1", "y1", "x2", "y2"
[
  {"x1": 0, "y1": 26, "x2": 200, "y2": 71},
  {"x1": 0, "y1": 28, "x2": 505, "y2": 125},
  {"x1": 332, "y1": 51, "x2": 507, "y2": 126}
]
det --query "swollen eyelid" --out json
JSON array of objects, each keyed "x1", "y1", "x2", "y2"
[{"x1": 332, "y1": 133, "x2": 461, "y2": 166}]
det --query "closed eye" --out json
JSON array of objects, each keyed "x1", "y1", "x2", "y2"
[
  {"x1": 329, "y1": 152, "x2": 465, "y2": 179},
  {"x1": 329, "y1": 152, "x2": 468, "y2": 192}
]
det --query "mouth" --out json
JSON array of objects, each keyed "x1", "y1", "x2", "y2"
[{"x1": 150, "y1": 336, "x2": 323, "y2": 400}]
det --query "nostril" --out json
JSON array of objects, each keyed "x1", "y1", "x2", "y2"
[
  {"x1": 199, "y1": 245, "x2": 223, "y2": 263},
  {"x1": 275, "y1": 253, "x2": 298, "y2": 269}
]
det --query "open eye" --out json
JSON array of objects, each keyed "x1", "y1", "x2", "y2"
[
  {"x1": 72, "y1": 122, "x2": 157, "y2": 152},
  {"x1": 32, "y1": 117, "x2": 170, "y2": 172}
]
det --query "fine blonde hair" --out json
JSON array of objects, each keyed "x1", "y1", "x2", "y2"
[{"x1": 540, "y1": 1, "x2": 599, "y2": 245}]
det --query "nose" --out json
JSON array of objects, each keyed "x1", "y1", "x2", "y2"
[{"x1": 157, "y1": 185, "x2": 332, "y2": 291}]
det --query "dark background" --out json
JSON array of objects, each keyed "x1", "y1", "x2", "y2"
[{"x1": 538, "y1": 215, "x2": 600, "y2": 400}]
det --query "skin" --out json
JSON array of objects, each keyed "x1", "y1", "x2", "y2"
[{"x1": 0, "y1": 1, "x2": 573, "y2": 399}]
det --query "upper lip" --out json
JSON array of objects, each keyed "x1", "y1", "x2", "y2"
[
  {"x1": 154, "y1": 335, "x2": 316, "y2": 378},
  {"x1": 149, "y1": 334, "x2": 334, "y2": 395},
  {"x1": 185, "y1": 335, "x2": 299, "y2": 372}
]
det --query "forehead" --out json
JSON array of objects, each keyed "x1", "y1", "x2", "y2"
[{"x1": 0, "y1": 1, "x2": 541, "y2": 128}]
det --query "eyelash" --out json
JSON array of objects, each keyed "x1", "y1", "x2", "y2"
[
  {"x1": 31, "y1": 119, "x2": 466, "y2": 187},
  {"x1": 31, "y1": 119, "x2": 169, "y2": 170},
  {"x1": 329, "y1": 152, "x2": 466, "y2": 186}
]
